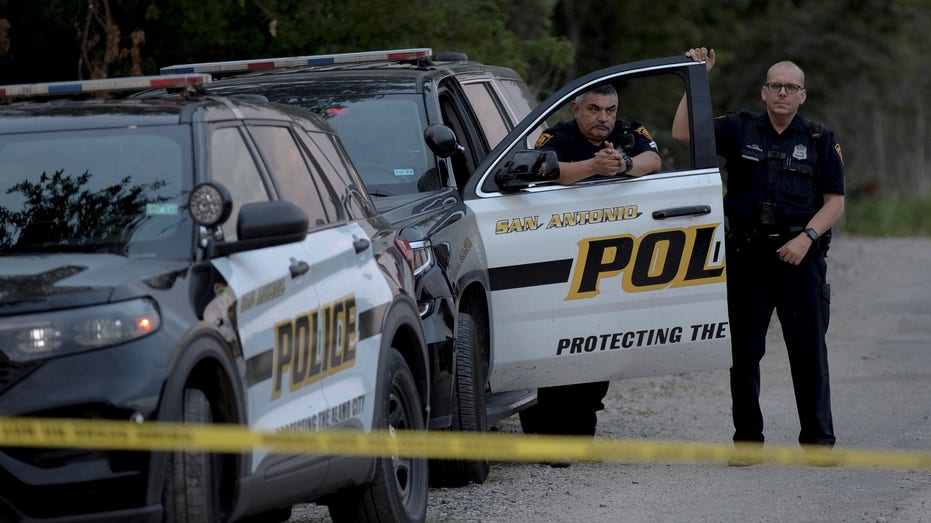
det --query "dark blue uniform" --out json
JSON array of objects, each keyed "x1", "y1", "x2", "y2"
[
  {"x1": 521, "y1": 118, "x2": 658, "y2": 438},
  {"x1": 715, "y1": 110, "x2": 845, "y2": 446},
  {"x1": 534, "y1": 119, "x2": 659, "y2": 171}
]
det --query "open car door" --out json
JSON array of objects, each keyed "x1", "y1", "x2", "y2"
[{"x1": 463, "y1": 57, "x2": 730, "y2": 392}]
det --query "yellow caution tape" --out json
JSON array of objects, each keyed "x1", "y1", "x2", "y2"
[{"x1": 1, "y1": 417, "x2": 930, "y2": 470}]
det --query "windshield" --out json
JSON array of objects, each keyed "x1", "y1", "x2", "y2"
[
  {"x1": 0, "y1": 126, "x2": 193, "y2": 258},
  {"x1": 214, "y1": 81, "x2": 436, "y2": 196},
  {"x1": 319, "y1": 97, "x2": 434, "y2": 195}
]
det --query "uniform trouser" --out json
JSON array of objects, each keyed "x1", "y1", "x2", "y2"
[
  {"x1": 522, "y1": 381, "x2": 610, "y2": 436},
  {"x1": 727, "y1": 239, "x2": 835, "y2": 446}
]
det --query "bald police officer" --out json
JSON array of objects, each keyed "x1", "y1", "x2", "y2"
[{"x1": 673, "y1": 48, "x2": 845, "y2": 455}]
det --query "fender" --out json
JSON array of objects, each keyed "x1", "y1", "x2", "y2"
[{"x1": 379, "y1": 294, "x2": 430, "y2": 405}]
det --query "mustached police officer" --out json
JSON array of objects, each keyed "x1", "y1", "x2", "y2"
[
  {"x1": 520, "y1": 84, "x2": 660, "y2": 462},
  {"x1": 672, "y1": 48, "x2": 845, "y2": 455}
]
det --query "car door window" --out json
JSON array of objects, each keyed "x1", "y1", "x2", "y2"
[
  {"x1": 295, "y1": 130, "x2": 350, "y2": 223},
  {"x1": 209, "y1": 126, "x2": 269, "y2": 241},
  {"x1": 461, "y1": 81, "x2": 511, "y2": 148},
  {"x1": 497, "y1": 78, "x2": 546, "y2": 148},
  {"x1": 248, "y1": 125, "x2": 331, "y2": 228},
  {"x1": 299, "y1": 130, "x2": 374, "y2": 220}
]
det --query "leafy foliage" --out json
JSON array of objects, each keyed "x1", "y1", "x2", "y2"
[
  {"x1": 0, "y1": 170, "x2": 162, "y2": 252},
  {"x1": 1, "y1": 0, "x2": 930, "y2": 233}
]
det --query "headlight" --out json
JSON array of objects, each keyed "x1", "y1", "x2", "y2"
[{"x1": 0, "y1": 298, "x2": 161, "y2": 362}]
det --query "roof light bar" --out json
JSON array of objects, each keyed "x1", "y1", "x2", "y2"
[
  {"x1": 0, "y1": 74, "x2": 211, "y2": 98},
  {"x1": 160, "y1": 48, "x2": 433, "y2": 75}
]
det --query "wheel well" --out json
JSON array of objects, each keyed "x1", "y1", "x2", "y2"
[
  {"x1": 391, "y1": 323, "x2": 430, "y2": 415},
  {"x1": 180, "y1": 357, "x2": 239, "y2": 518},
  {"x1": 185, "y1": 358, "x2": 240, "y2": 425},
  {"x1": 458, "y1": 282, "x2": 490, "y2": 387}
]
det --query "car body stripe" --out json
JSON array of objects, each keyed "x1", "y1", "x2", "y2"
[{"x1": 488, "y1": 259, "x2": 573, "y2": 291}]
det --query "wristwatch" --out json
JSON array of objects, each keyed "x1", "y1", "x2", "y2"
[
  {"x1": 804, "y1": 227, "x2": 819, "y2": 242},
  {"x1": 622, "y1": 153, "x2": 633, "y2": 174}
]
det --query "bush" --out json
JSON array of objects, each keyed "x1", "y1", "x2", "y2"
[{"x1": 843, "y1": 192, "x2": 931, "y2": 237}]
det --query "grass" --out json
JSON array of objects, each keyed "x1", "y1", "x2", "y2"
[{"x1": 840, "y1": 193, "x2": 931, "y2": 237}]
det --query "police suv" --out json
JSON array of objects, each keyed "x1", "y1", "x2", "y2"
[
  {"x1": 0, "y1": 75, "x2": 429, "y2": 522},
  {"x1": 165, "y1": 49, "x2": 731, "y2": 485}
]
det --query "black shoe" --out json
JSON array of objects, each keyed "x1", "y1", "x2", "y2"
[{"x1": 548, "y1": 457, "x2": 572, "y2": 468}]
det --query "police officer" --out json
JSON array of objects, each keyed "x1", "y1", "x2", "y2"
[
  {"x1": 520, "y1": 84, "x2": 661, "y2": 455},
  {"x1": 534, "y1": 84, "x2": 661, "y2": 184},
  {"x1": 672, "y1": 48, "x2": 845, "y2": 454}
]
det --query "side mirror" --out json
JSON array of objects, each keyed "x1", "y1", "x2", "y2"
[
  {"x1": 237, "y1": 200, "x2": 308, "y2": 240},
  {"x1": 494, "y1": 150, "x2": 560, "y2": 190},
  {"x1": 424, "y1": 123, "x2": 464, "y2": 158},
  {"x1": 203, "y1": 198, "x2": 310, "y2": 258}
]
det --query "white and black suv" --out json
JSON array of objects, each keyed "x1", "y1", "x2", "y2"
[
  {"x1": 0, "y1": 75, "x2": 429, "y2": 522},
  {"x1": 168, "y1": 49, "x2": 732, "y2": 487}
]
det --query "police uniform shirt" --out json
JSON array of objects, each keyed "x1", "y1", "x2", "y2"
[
  {"x1": 713, "y1": 111, "x2": 845, "y2": 227},
  {"x1": 534, "y1": 119, "x2": 659, "y2": 165}
]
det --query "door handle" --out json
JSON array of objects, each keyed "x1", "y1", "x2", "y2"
[
  {"x1": 652, "y1": 205, "x2": 712, "y2": 219},
  {"x1": 353, "y1": 237, "x2": 370, "y2": 254},
  {"x1": 289, "y1": 258, "x2": 310, "y2": 278}
]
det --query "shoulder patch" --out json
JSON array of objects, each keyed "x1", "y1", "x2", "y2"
[
  {"x1": 633, "y1": 125, "x2": 654, "y2": 141},
  {"x1": 834, "y1": 143, "x2": 844, "y2": 167},
  {"x1": 534, "y1": 132, "x2": 553, "y2": 149}
]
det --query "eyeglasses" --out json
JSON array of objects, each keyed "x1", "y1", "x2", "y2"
[{"x1": 763, "y1": 83, "x2": 804, "y2": 94}]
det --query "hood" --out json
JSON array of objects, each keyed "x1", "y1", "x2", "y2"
[{"x1": 0, "y1": 254, "x2": 190, "y2": 314}]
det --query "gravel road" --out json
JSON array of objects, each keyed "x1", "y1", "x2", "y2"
[{"x1": 291, "y1": 236, "x2": 931, "y2": 522}]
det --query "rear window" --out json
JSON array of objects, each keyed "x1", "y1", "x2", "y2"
[{"x1": 0, "y1": 126, "x2": 193, "y2": 258}]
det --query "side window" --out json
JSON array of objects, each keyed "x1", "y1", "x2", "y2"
[
  {"x1": 461, "y1": 81, "x2": 511, "y2": 148},
  {"x1": 614, "y1": 73, "x2": 691, "y2": 172},
  {"x1": 498, "y1": 78, "x2": 546, "y2": 148},
  {"x1": 293, "y1": 129, "x2": 346, "y2": 223},
  {"x1": 439, "y1": 81, "x2": 484, "y2": 190},
  {"x1": 497, "y1": 78, "x2": 538, "y2": 121},
  {"x1": 481, "y1": 70, "x2": 699, "y2": 194},
  {"x1": 300, "y1": 131, "x2": 374, "y2": 219},
  {"x1": 249, "y1": 125, "x2": 330, "y2": 227},
  {"x1": 209, "y1": 126, "x2": 269, "y2": 241}
]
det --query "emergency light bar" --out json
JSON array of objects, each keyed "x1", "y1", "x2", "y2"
[
  {"x1": 0, "y1": 74, "x2": 211, "y2": 98},
  {"x1": 160, "y1": 48, "x2": 433, "y2": 75}
]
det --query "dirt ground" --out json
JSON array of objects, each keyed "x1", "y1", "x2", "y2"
[{"x1": 292, "y1": 235, "x2": 931, "y2": 522}]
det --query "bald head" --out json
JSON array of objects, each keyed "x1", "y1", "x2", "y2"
[{"x1": 767, "y1": 61, "x2": 805, "y2": 87}]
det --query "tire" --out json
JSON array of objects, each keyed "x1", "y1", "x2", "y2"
[
  {"x1": 164, "y1": 388, "x2": 222, "y2": 523},
  {"x1": 429, "y1": 312, "x2": 490, "y2": 487},
  {"x1": 327, "y1": 348, "x2": 428, "y2": 523}
]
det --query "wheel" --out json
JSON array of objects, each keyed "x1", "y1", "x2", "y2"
[
  {"x1": 164, "y1": 388, "x2": 222, "y2": 523},
  {"x1": 327, "y1": 348, "x2": 428, "y2": 523},
  {"x1": 429, "y1": 312, "x2": 490, "y2": 487}
]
